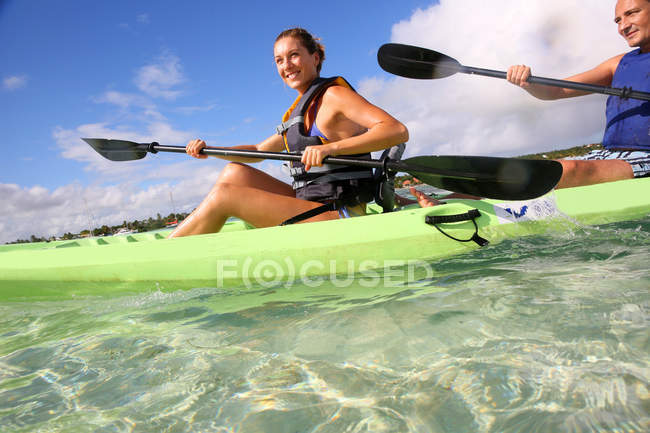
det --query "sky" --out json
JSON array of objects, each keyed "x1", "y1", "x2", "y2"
[{"x1": 0, "y1": 0, "x2": 629, "y2": 243}]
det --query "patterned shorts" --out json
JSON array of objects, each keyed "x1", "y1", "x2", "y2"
[{"x1": 568, "y1": 149, "x2": 650, "y2": 178}]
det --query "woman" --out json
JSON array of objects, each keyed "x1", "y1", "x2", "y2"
[{"x1": 169, "y1": 28, "x2": 408, "y2": 238}]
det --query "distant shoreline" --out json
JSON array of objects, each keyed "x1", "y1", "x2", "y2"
[{"x1": 517, "y1": 142, "x2": 602, "y2": 160}]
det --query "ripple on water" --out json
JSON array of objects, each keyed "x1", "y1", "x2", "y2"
[{"x1": 0, "y1": 217, "x2": 649, "y2": 431}]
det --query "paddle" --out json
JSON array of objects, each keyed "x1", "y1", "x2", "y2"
[
  {"x1": 377, "y1": 43, "x2": 650, "y2": 102},
  {"x1": 83, "y1": 138, "x2": 562, "y2": 200}
]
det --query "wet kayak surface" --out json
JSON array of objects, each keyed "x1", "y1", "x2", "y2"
[{"x1": 0, "y1": 216, "x2": 648, "y2": 432}]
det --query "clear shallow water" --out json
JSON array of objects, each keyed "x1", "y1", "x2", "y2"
[{"x1": 0, "y1": 217, "x2": 649, "y2": 432}]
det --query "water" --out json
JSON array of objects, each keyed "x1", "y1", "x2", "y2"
[{"x1": 1, "y1": 217, "x2": 648, "y2": 432}]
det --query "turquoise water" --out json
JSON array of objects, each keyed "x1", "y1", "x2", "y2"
[{"x1": 1, "y1": 217, "x2": 648, "y2": 432}]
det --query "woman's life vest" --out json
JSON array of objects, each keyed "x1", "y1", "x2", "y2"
[{"x1": 276, "y1": 76, "x2": 384, "y2": 207}]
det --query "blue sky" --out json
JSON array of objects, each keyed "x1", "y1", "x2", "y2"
[
  {"x1": 0, "y1": 1, "x2": 624, "y2": 242},
  {"x1": 1, "y1": 0, "x2": 429, "y2": 188}
]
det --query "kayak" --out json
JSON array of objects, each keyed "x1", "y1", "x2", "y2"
[{"x1": 1, "y1": 177, "x2": 649, "y2": 301}]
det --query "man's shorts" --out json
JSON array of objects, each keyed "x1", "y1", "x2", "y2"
[{"x1": 568, "y1": 149, "x2": 650, "y2": 178}]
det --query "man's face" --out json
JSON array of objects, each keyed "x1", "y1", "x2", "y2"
[{"x1": 615, "y1": 0, "x2": 650, "y2": 50}]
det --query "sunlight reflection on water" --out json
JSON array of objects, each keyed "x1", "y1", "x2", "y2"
[{"x1": 0, "y1": 216, "x2": 648, "y2": 432}]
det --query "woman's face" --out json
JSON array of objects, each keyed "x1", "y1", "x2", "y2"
[{"x1": 274, "y1": 37, "x2": 320, "y2": 94}]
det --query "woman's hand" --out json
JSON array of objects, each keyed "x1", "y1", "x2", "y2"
[
  {"x1": 506, "y1": 64, "x2": 532, "y2": 88},
  {"x1": 301, "y1": 143, "x2": 336, "y2": 171},
  {"x1": 186, "y1": 139, "x2": 208, "y2": 159}
]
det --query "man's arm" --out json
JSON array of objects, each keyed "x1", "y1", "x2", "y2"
[{"x1": 506, "y1": 53, "x2": 624, "y2": 100}]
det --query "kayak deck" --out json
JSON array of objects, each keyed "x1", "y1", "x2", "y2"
[{"x1": 1, "y1": 177, "x2": 649, "y2": 300}]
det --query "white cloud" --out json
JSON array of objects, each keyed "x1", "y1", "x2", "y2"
[
  {"x1": 3, "y1": 75, "x2": 27, "y2": 91},
  {"x1": 134, "y1": 54, "x2": 185, "y2": 99},
  {"x1": 53, "y1": 122, "x2": 196, "y2": 178},
  {"x1": 359, "y1": 0, "x2": 628, "y2": 157},
  {"x1": 175, "y1": 104, "x2": 218, "y2": 115},
  {"x1": 94, "y1": 91, "x2": 149, "y2": 109},
  {"x1": 54, "y1": 123, "x2": 149, "y2": 175},
  {"x1": 0, "y1": 163, "x2": 223, "y2": 243}
]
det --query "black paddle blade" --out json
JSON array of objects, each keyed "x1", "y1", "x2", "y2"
[
  {"x1": 83, "y1": 138, "x2": 148, "y2": 161},
  {"x1": 378, "y1": 43, "x2": 461, "y2": 79},
  {"x1": 402, "y1": 155, "x2": 563, "y2": 200}
]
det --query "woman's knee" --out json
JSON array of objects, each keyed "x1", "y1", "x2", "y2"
[
  {"x1": 218, "y1": 162, "x2": 255, "y2": 183},
  {"x1": 199, "y1": 182, "x2": 239, "y2": 217},
  {"x1": 210, "y1": 181, "x2": 237, "y2": 200},
  {"x1": 210, "y1": 163, "x2": 250, "y2": 193},
  {"x1": 215, "y1": 161, "x2": 294, "y2": 196}
]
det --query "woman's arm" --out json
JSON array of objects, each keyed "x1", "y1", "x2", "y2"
[{"x1": 300, "y1": 85, "x2": 408, "y2": 171}]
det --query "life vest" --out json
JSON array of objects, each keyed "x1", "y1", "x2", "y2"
[
  {"x1": 276, "y1": 76, "x2": 376, "y2": 206},
  {"x1": 603, "y1": 49, "x2": 650, "y2": 151}
]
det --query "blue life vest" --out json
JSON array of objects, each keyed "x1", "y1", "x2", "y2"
[
  {"x1": 276, "y1": 76, "x2": 376, "y2": 206},
  {"x1": 603, "y1": 49, "x2": 650, "y2": 151}
]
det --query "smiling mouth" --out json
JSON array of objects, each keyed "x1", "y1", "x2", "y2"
[{"x1": 286, "y1": 71, "x2": 299, "y2": 80}]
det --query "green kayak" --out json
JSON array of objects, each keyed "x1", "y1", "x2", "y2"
[{"x1": 1, "y1": 177, "x2": 649, "y2": 301}]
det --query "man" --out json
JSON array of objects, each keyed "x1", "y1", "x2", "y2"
[{"x1": 507, "y1": 0, "x2": 650, "y2": 188}]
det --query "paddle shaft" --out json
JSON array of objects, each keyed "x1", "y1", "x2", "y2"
[
  {"x1": 152, "y1": 143, "x2": 379, "y2": 168},
  {"x1": 83, "y1": 138, "x2": 563, "y2": 199},
  {"x1": 460, "y1": 65, "x2": 650, "y2": 101},
  {"x1": 149, "y1": 143, "x2": 490, "y2": 180},
  {"x1": 430, "y1": 65, "x2": 650, "y2": 101}
]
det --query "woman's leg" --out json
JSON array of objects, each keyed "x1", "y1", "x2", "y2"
[{"x1": 169, "y1": 163, "x2": 339, "y2": 238}]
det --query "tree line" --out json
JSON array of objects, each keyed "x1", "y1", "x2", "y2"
[{"x1": 6, "y1": 212, "x2": 189, "y2": 245}]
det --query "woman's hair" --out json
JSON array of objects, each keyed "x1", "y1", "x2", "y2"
[{"x1": 275, "y1": 28, "x2": 325, "y2": 73}]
